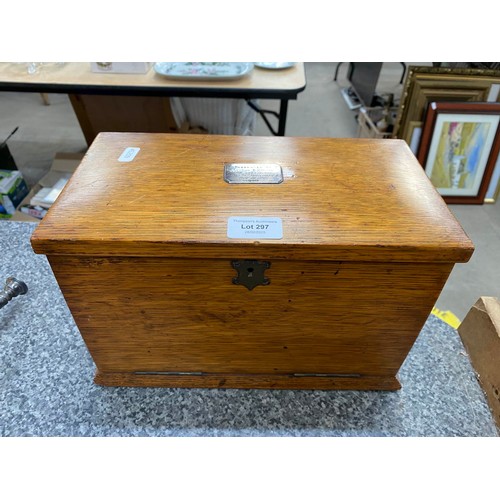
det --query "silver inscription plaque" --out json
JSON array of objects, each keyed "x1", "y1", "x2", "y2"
[{"x1": 224, "y1": 163, "x2": 283, "y2": 184}]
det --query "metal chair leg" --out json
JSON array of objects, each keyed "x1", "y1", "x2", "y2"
[{"x1": 333, "y1": 62, "x2": 344, "y2": 81}]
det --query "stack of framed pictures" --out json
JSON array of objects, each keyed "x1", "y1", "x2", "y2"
[{"x1": 394, "y1": 66, "x2": 500, "y2": 203}]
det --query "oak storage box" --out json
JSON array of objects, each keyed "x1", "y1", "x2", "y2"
[{"x1": 31, "y1": 133, "x2": 474, "y2": 390}]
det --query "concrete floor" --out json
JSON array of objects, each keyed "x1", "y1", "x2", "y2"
[{"x1": 1, "y1": 62, "x2": 499, "y2": 320}]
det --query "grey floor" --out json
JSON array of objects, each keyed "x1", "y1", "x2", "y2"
[{"x1": 1, "y1": 62, "x2": 499, "y2": 320}]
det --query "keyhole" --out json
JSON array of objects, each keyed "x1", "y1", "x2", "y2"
[{"x1": 247, "y1": 267, "x2": 254, "y2": 277}]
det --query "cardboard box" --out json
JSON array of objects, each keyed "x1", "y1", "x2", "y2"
[
  {"x1": 90, "y1": 62, "x2": 153, "y2": 74},
  {"x1": 0, "y1": 169, "x2": 29, "y2": 218},
  {"x1": 12, "y1": 152, "x2": 84, "y2": 222},
  {"x1": 458, "y1": 297, "x2": 500, "y2": 429}
]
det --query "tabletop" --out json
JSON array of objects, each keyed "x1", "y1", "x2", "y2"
[
  {"x1": 1, "y1": 221, "x2": 496, "y2": 436},
  {"x1": 0, "y1": 62, "x2": 306, "y2": 99}
]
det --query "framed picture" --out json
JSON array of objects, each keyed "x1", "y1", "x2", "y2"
[
  {"x1": 417, "y1": 102, "x2": 500, "y2": 204},
  {"x1": 485, "y1": 154, "x2": 500, "y2": 202},
  {"x1": 394, "y1": 66, "x2": 500, "y2": 144},
  {"x1": 408, "y1": 121, "x2": 423, "y2": 154}
]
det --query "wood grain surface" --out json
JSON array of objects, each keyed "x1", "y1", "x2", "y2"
[
  {"x1": 48, "y1": 255, "x2": 452, "y2": 389},
  {"x1": 31, "y1": 133, "x2": 474, "y2": 262},
  {"x1": 32, "y1": 133, "x2": 473, "y2": 390},
  {"x1": 94, "y1": 371, "x2": 402, "y2": 390}
]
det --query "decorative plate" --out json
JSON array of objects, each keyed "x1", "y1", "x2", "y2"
[
  {"x1": 153, "y1": 62, "x2": 254, "y2": 80},
  {"x1": 254, "y1": 62, "x2": 295, "y2": 70}
]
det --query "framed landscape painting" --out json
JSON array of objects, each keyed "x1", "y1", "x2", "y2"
[{"x1": 417, "y1": 102, "x2": 500, "y2": 204}]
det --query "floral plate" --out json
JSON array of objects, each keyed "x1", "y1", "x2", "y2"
[
  {"x1": 153, "y1": 62, "x2": 254, "y2": 80},
  {"x1": 254, "y1": 62, "x2": 295, "y2": 69}
]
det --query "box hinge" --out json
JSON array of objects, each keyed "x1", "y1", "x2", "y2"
[
  {"x1": 134, "y1": 371, "x2": 203, "y2": 376},
  {"x1": 292, "y1": 373, "x2": 361, "y2": 378}
]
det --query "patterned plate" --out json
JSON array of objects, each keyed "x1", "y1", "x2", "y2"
[
  {"x1": 154, "y1": 62, "x2": 254, "y2": 80},
  {"x1": 254, "y1": 62, "x2": 295, "y2": 69}
]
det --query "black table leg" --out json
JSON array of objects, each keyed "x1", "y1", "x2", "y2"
[
  {"x1": 399, "y1": 62, "x2": 407, "y2": 84},
  {"x1": 247, "y1": 99, "x2": 290, "y2": 136},
  {"x1": 333, "y1": 62, "x2": 344, "y2": 81},
  {"x1": 278, "y1": 99, "x2": 288, "y2": 136}
]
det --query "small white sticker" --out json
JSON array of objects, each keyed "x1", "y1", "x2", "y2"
[
  {"x1": 118, "y1": 147, "x2": 140, "y2": 162},
  {"x1": 227, "y1": 217, "x2": 283, "y2": 239}
]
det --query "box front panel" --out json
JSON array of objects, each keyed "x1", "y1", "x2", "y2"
[{"x1": 49, "y1": 256, "x2": 453, "y2": 377}]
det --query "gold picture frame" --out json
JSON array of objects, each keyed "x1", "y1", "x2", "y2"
[
  {"x1": 394, "y1": 66, "x2": 500, "y2": 145},
  {"x1": 407, "y1": 120, "x2": 423, "y2": 154}
]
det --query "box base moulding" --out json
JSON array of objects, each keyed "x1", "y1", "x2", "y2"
[{"x1": 94, "y1": 370, "x2": 402, "y2": 390}]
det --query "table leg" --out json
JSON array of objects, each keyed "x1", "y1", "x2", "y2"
[
  {"x1": 247, "y1": 100, "x2": 288, "y2": 136},
  {"x1": 278, "y1": 100, "x2": 289, "y2": 136},
  {"x1": 399, "y1": 62, "x2": 407, "y2": 84},
  {"x1": 333, "y1": 62, "x2": 344, "y2": 81}
]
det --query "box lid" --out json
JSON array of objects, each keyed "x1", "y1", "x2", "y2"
[{"x1": 31, "y1": 133, "x2": 474, "y2": 263}]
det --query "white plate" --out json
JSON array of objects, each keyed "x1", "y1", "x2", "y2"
[
  {"x1": 254, "y1": 62, "x2": 295, "y2": 70},
  {"x1": 153, "y1": 62, "x2": 254, "y2": 80}
]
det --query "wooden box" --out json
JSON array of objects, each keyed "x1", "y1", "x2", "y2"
[{"x1": 31, "y1": 133, "x2": 474, "y2": 390}]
